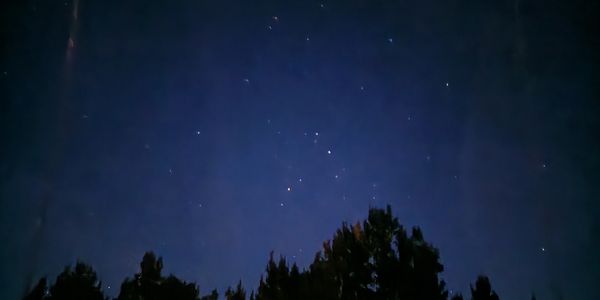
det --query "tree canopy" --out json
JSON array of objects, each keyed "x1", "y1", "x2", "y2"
[{"x1": 23, "y1": 206, "x2": 504, "y2": 300}]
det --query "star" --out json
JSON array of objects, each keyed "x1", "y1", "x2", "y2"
[
  {"x1": 445, "y1": 82, "x2": 449, "y2": 87},
  {"x1": 243, "y1": 78, "x2": 250, "y2": 83},
  {"x1": 298, "y1": 178, "x2": 302, "y2": 182},
  {"x1": 327, "y1": 150, "x2": 332, "y2": 155},
  {"x1": 196, "y1": 130, "x2": 201, "y2": 135},
  {"x1": 280, "y1": 202, "x2": 285, "y2": 207},
  {"x1": 287, "y1": 187, "x2": 291, "y2": 192},
  {"x1": 387, "y1": 37, "x2": 393, "y2": 43},
  {"x1": 315, "y1": 132, "x2": 319, "y2": 136}
]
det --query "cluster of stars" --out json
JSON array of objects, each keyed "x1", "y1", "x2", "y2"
[
  {"x1": 271, "y1": 128, "x2": 344, "y2": 208},
  {"x1": 238, "y1": 71, "x2": 462, "y2": 210}
]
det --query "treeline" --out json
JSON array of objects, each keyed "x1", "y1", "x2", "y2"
[{"x1": 23, "y1": 206, "x2": 504, "y2": 300}]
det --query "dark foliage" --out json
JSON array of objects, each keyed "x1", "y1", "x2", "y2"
[
  {"x1": 470, "y1": 276, "x2": 500, "y2": 300},
  {"x1": 22, "y1": 262, "x2": 106, "y2": 300},
  {"x1": 23, "y1": 206, "x2": 503, "y2": 300},
  {"x1": 254, "y1": 206, "x2": 450, "y2": 300},
  {"x1": 117, "y1": 251, "x2": 204, "y2": 300},
  {"x1": 200, "y1": 289, "x2": 219, "y2": 300},
  {"x1": 23, "y1": 278, "x2": 47, "y2": 300},
  {"x1": 225, "y1": 281, "x2": 246, "y2": 300},
  {"x1": 450, "y1": 294, "x2": 464, "y2": 300}
]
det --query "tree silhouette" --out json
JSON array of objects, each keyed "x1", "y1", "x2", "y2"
[
  {"x1": 255, "y1": 253, "x2": 303, "y2": 300},
  {"x1": 48, "y1": 262, "x2": 105, "y2": 300},
  {"x1": 470, "y1": 276, "x2": 500, "y2": 300},
  {"x1": 308, "y1": 222, "x2": 372, "y2": 300},
  {"x1": 225, "y1": 281, "x2": 246, "y2": 300},
  {"x1": 22, "y1": 206, "x2": 507, "y2": 300},
  {"x1": 23, "y1": 278, "x2": 47, "y2": 300},
  {"x1": 254, "y1": 205, "x2": 449, "y2": 300},
  {"x1": 117, "y1": 252, "x2": 200, "y2": 300},
  {"x1": 200, "y1": 289, "x2": 219, "y2": 300},
  {"x1": 450, "y1": 293, "x2": 464, "y2": 300}
]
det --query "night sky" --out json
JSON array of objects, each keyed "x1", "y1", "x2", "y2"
[{"x1": 1, "y1": 0, "x2": 599, "y2": 299}]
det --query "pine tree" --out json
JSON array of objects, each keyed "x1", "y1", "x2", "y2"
[
  {"x1": 200, "y1": 289, "x2": 219, "y2": 300},
  {"x1": 23, "y1": 278, "x2": 47, "y2": 300},
  {"x1": 118, "y1": 252, "x2": 200, "y2": 300},
  {"x1": 470, "y1": 276, "x2": 500, "y2": 300},
  {"x1": 48, "y1": 262, "x2": 105, "y2": 300},
  {"x1": 225, "y1": 281, "x2": 246, "y2": 300}
]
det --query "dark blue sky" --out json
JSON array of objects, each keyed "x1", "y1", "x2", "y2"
[{"x1": 1, "y1": 0, "x2": 599, "y2": 299}]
